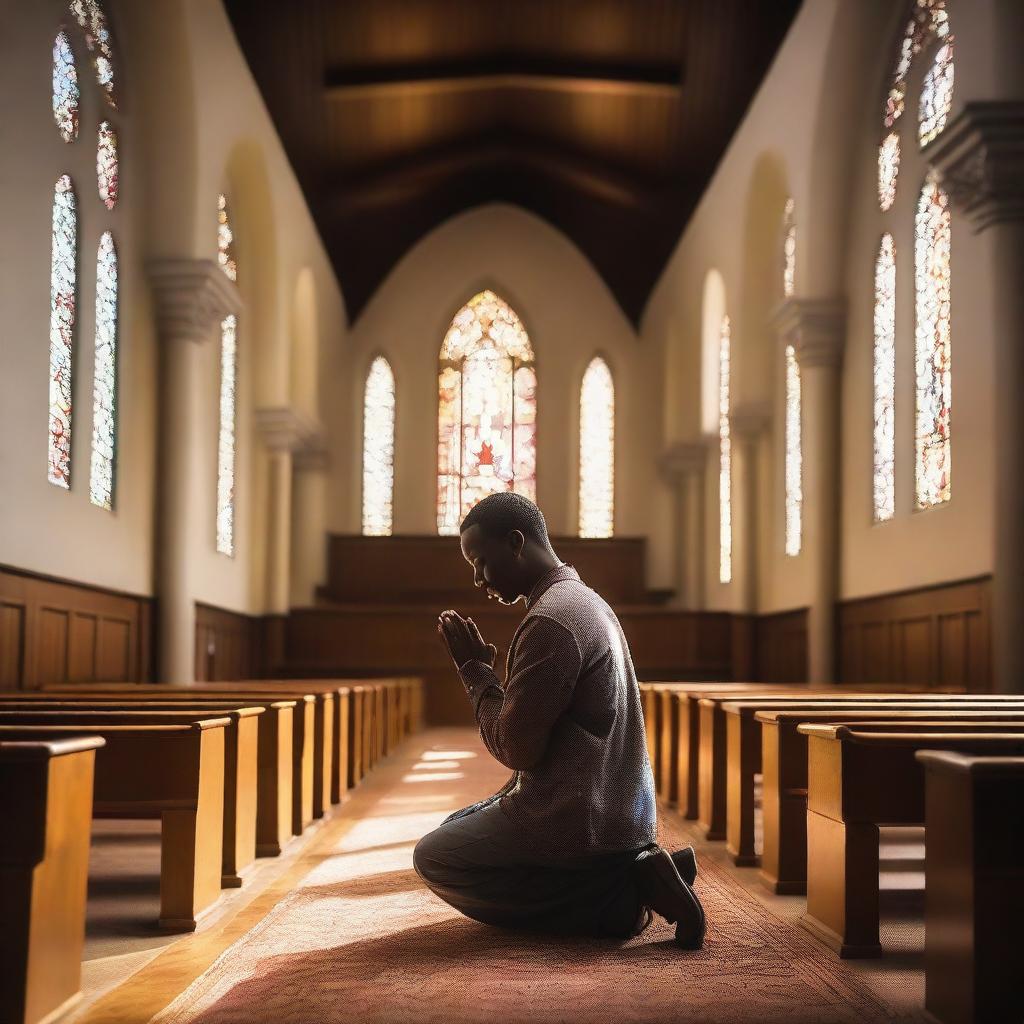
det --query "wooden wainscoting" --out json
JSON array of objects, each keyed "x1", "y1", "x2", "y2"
[
  {"x1": 755, "y1": 608, "x2": 809, "y2": 683},
  {"x1": 194, "y1": 603, "x2": 265, "y2": 682},
  {"x1": 838, "y1": 576, "x2": 991, "y2": 692},
  {"x1": 0, "y1": 565, "x2": 152, "y2": 690}
]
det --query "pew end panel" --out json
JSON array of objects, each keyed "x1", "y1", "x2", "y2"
[{"x1": 0, "y1": 738, "x2": 102, "y2": 1024}]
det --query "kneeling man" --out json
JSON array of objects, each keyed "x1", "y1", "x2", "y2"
[{"x1": 414, "y1": 492, "x2": 706, "y2": 947}]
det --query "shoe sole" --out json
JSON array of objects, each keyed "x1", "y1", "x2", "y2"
[{"x1": 642, "y1": 851, "x2": 707, "y2": 950}]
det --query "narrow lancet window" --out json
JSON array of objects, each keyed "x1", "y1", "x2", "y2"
[
  {"x1": 97, "y1": 121, "x2": 118, "y2": 209},
  {"x1": 914, "y1": 175, "x2": 952, "y2": 509},
  {"x1": 362, "y1": 356, "x2": 396, "y2": 536},
  {"x1": 70, "y1": 0, "x2": 116, "y2": 108},
  {"x1": 784, "y1": 344, "x2": 802, "y2": 556},
  {"x1": 579, "y1": 357, "x2": 614, "y2": 538},
  {"x1": 216, "y1": 194, "x2": 238, "y2": 554},
  {"x1": 89, "y1": 232, "x2": 117, "y2": 509},
  {"x1": 719, "y1": 315, "x2": 732, "y2": 584},
  {"x1": 53, "y1": 31, "x2": 79, "y2": 143},
  {"x1": 49, "y1": 175, "x2": 77, "y2": 489},
  {"x1": 873, "y1": 234, "x2": 897, "y2": 522}
]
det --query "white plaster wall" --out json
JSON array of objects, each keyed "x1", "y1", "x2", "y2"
[
  {"x1": 333, "y1": 203, "x2": 672, "y2": 587},
  {"x1": 0, "y1": 0, "x2": 347, "y2": 617}
]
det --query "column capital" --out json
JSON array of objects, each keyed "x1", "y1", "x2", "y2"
[
  {"x1": 926, "y1": 101, "x2": 1024, "y2": 232},
  {"x1": 772, "y1": 297, "x2": 846, "y2": 369},
  {"x1": 147, "y1": 259, "x2": 243, "y2": 345},
  {"x1": 255, "y1": 407, "x2": 324, "y2": 454},
  {"x1": 658, "y1": 440, "x2": 710, "y2": 483},
  {"x1": 730, "y1": 401, "x2": 772, "y2": 441}
]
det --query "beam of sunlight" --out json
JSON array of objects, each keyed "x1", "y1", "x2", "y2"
[
  {"x1": 401, "y1": 771, "x2": 465, "y2": 783},
  {"x1": 420, "y1": 750, "x2": 477, "y2": 760},
  {"x1": 411, "y1": 759, "x2": 460, "y2": 770}
]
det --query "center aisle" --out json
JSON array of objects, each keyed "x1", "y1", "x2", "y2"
[{"x1": 85, "y1": 728, "x2": 920, "y2": 1024}]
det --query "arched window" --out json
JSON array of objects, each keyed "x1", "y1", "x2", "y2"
[
  {"x1": 216, "y1": 194, "x2": 238, "y2": 555},
  {"x1": 49, "y1": 3, "x2": 121, "y2": 506},
  {"x1": 362, "y1": 356, "x2": 396, "y2": 536},
  {"x1": 718, "y1": 315, "x2": 732, "y2": 584},
  {"x1": 48, "y1": 175, "x2": 77, "y2": 490},
  {"x1": 782, "y1": 198, "x2": 801, "y2": 556},
  {"x1": 873, "y1": 0, "x2": 954, "y2": 519},
  {"x1": 914, "y1": 175, "x2": 951, "y2": 508},
  {"x1": 873, "y1": 234, "x2": 897, "y2": 522},
  {"x1": 89, "y1": 232, "x2": 117, "y2": 509},
  {"x1": 579, "y1": 357, "x2": 614, "y2": 538},
  {"x1": 437, "y1": 290, "x2": 536, "y2": 535}
]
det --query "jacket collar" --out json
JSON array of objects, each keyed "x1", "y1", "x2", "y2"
[{"x1": 525, "y1": 563, "x2": 580, "y2": 609}]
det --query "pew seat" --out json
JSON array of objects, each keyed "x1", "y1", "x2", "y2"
[
  {"x1": 722, "y1": 699, "x2": 1024, "y2": 870},
  {"x1": 0, "y1": 706, "x2": 265, "y2": 886},
  {"x1": 0, "y1": 720, "x2": 229, "y2": 931},
  {"x1": 0, "y1": 737, "x2": 102, "y2": 1024},
  {"x1": 799, "y1": 725, "x2": 1024, "y2": 957},
  {"x1": 917, "y1": 751, "x2": 1024, "y2": 1024}
]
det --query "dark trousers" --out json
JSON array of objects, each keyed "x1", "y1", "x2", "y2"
[{"x1": 412, "y1": 798, "x2": 646, "y2": 939}]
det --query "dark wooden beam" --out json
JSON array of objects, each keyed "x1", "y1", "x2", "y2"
[{"x1": 324, "y1": 55, "x2": 683, "y2": 99}]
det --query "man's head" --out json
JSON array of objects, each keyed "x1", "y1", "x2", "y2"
[{"x1": 459, "y1": 492, "x2": 558, "y2": 604}]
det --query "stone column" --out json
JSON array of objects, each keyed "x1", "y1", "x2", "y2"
[
  {"x1": 928, "y1": 102, "x2": 1024, "y2": 692},
  {"x1": 148, "y1": 260, "x2": 242, "y2": 682},
  {"x1": 291, "y1": 443, "x2": 329, "y2": 607},
  {"x1": 255, "y1": 408, "x2": 320, "y2": 615},
  {"x1": 658, "y1": 441, "x2": 709, "y2": 608},
  {"x1": 731, "y1": 404, "x2": 772, "y2": 613},
  {"x1": 774, "y1": 299, "x2": 846, "y2": 683}
]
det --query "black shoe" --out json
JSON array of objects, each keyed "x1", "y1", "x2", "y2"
[
  {"x1": 671, "y1": 846, "x2": 698, "y2": 887},
  {"x1": 634, "y1": 845, "x2": 706, "y2": 949}
]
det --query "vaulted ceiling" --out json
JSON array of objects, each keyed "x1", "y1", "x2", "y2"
[{"x1": 224, "y1": 0, "x2": 802, "y2": 325}]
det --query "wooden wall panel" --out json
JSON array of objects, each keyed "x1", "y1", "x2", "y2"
[
  {"x1": 838, "y1": 576, "x2": 991, "y2": 692},
  {"x1": 753, "y1": 609, "x2": 808, "y2": 683},
  {"x1": 0, "y1": 565, "x2": 152, "y2": 690},
  {"x1": 194, "y1": 603, "x2": 264, "y2": 682}
]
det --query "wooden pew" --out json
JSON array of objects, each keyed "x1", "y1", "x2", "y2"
[
  {"x1": 13, "y1": 692, "x2": 298, "y2": 858},
  {"x1": 696, "y1": 690, "x2": 1004, "y2": 842},
  {"x1": 44, "y1": 686, "x2": 318, "y2": 837},
  {"x1": 756, "y1": 703, "x2": 1024, "y2": 893},
  {"x1": 916, "y1": 751, "x2": 1024, "y2": 1024},
  {"x1": 0, "y1": 720, "x2": 230, "y2": 930},
  {"x1": 0, "y1": 737, "x2": 102, "y2": 1024},
  {"x1": 799, "y1": 724, "x2": 1024, "y2": 957},
  {"x1": 0, "y1": 706, "x2": 265, "y2": 886},
  {"x1": 723, "y1": 698, "x2": 1024, "y2": 870}
]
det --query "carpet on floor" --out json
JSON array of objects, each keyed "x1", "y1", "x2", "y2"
[{"x1": 151, "y1": 729, "x2": 919, "y2": 1024}]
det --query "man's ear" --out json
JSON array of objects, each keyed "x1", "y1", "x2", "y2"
[{"x1": 507, "y1": 529, "x2": 526, "y2": 559}]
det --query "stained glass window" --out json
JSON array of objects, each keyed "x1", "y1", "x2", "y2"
[
  {"x1": 89, "y1": 232, "x2": 117, "y2": 509},
  {"x1": 782, "y1": 198, "x2": 796, "y2": 298},
  {"x1": 216, "y1": 315, "x2": 237, "y2": 555},
  {"x1": 873, "y1": 234, "x2": 897, "y2": 522},
  {"x1": 878, "y1": 132, "x2": 900, "y2": 211},
  {"x1": 884, "y1": 0, "x2": 949, "y2": 129},
  {"x1": 919, "y1": 40, "x2": 955, "y2": 147},
  {"x1": 719, "y1": 315, "x2": 732, "y2": 584},
  {"x1": 362, "y1": 356, "x2": 396, "y2": 536},
  {"x1": 579, "y1": 357, "x2": 614, "y2": 538},
  {"x1": 216, "y1": 195, "x2": 238, "y2": 555},
  {"x1": 49, "y1": 175, "x2": 77, "y2": 489},
  {"x1": 217, "y1": 194, "x2": 237, "y2": 281},
  {"x1": 914, "y1": 175, "x2": 951, "y2": 509},
  {"x1": 784, "y1": 344, "x2": 802, "y2": 556},
  {"x1": 437, "y1": 290, "x2": 536, "y2": 535},
  {"x1": 53, "y1": 31, "x2": 79, "y2": 142},
  {"x1": 70, "y1": 0, "x2": 116, "y2": 108},
  {"x1": 97, "y1": 121, "x2": 118, "y2": 209}
]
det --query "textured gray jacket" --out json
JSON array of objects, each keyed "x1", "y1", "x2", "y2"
[{"x1": 459, "y1": 563, "x2": 657, "y2": 854}]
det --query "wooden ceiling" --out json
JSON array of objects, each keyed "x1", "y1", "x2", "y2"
[{"x1": 224, "y1": 0, "x2": 802, "y2": 324}]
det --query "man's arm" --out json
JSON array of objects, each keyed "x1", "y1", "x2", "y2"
[{"x1": 459, "y1": 614, "x2": 582, "y2": 771}]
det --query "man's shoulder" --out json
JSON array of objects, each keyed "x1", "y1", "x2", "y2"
[{"x1": 527, "y1": 578, "x2": 617, "y2": 635}]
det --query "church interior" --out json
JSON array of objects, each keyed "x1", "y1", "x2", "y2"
[{"x1": 2, "y1": 0, "x2": 1023, "y2": 1021}]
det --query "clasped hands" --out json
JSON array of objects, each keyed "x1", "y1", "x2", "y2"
[{"x1": 437, "y1": 609, "x2": 497, "y2": 671}]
